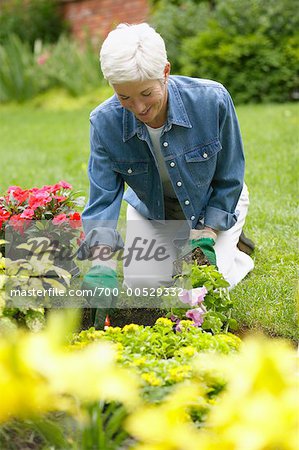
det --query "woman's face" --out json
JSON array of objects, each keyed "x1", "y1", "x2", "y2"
[{"x1": 113, "y1": 65, "x2": 170, "y2": 128}]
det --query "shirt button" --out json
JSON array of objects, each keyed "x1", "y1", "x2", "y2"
[
  {"x1": 190, "y1": 215, "x2": 195, "y2": 220},
  {"x1": 176, "y1": 181, "x2": 182, "y2": 187},
  {"x1": 184, "y1": 200, "x2": 190, "y2": 205},
  {"x1": 127, "y1": 168, "x2": 133, "y2": 174},
  {"x1": 203, "y1": 152, "x2": 208, "y2": 158},
  {"x1": 163, "y1": 142, "x2": 169, "y2": 147},
  {"x1": 169, "y1": 161, "x2": 175, "y2": 167}
]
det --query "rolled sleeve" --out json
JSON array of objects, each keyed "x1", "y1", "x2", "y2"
[{"x1": 204, "y1": 205, "x2": 238, "y2": 231}]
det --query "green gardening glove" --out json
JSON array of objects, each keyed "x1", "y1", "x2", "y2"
[
  {"x1": 190, "y1": 237, "x2": 217, "y2": 267},
  {"x1": 81, "y1": 265, "x2": 118, "y2": 329}
]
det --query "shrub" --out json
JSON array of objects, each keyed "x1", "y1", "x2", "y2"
[
  {"x1": 0, "y1": 35, "x2": 103, "y2": 102},
  {"x1": 180, "y1": 23, "x2": 299, "y2": 103},
  {"x1": 0, "y1": 0, "x2": 68, "y2": 48},
  {"x1": 40, "y1": 35, "x2": 103, "y2": 96},
  {"x1": 150, "y1": 0, "x2": 212, "y2": 73},
  {"x1": 152, "y1": 0, "x2": 299, "y2": 103},
  {"x1": 0, "y1": 35, "x2": 46, "y2": 102}
]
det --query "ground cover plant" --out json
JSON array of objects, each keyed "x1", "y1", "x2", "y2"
[
  {"x1": 0, "y1": 311, "x2": 297, "y2": 449},
  {"x1": 0, "y1": 97, "x2": 297, "y2": 340}
]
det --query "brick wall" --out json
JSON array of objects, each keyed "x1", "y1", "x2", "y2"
[{"x1": 60, "y1": 0, "x2": 150, "y2": 45}]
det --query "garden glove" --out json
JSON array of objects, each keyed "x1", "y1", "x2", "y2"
[
  {"x1": 189, "y1": 229, "x2": 217, "y2": 267},
  {"x1": 173, "y1": 229, "x2": 217, "y2": 274},
  {"x1": 81, "y1": 265, "x2": 118, "y2": 329}
]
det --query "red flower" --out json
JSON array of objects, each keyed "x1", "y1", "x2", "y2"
[
  {"x1": 53, "y1": 195, "x2": 67, "y2": 202},
  {"x1": 52, "y1": 213, "x2": 67, "y2": 225},
  {"x1": 28, "y1": 191, "x2": 52, "y2": 209},
  {"x1": 57, "y1": 180, "x2": 72, "y2": 190},
  {"x1": 20, "y1": 208, "x2": 35, "y2": 219},
  {"x1": 0, "y1": 207, "x2": 10, "y2": 221},
  {"x1": 9, "y1": 214, "x2": 27, "y2": 234},
  {"x1": 69, "y1": 212, "x2": 82, "y2": 229},
  {"x1": 12, "y1": 187, "x2": 29, "y2": 204}
]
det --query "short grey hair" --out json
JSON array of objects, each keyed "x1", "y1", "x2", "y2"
[{"x1": 100, "y1": 23, "x2": 168, "y2": 84}]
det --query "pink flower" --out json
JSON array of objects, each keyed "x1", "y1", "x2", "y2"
[
  {"x1": 7, "y1": 186, "x2": 29, "y2": 204},
  {"x1": 52, "y1": 213, "x2": 67, "y2": 225},
  {"x1": 58, "y1": 180, "x2": 72, "y2": 190},
  {"x1": 9, "y1": 214, "x2": 26, "y2": 234},
  {"x1": 20, "y1": 209, "x2": 35, "y2": 219},
  {"x1": 191, "y1": 287, "x2": 208, "y2": 304},
  {"x1": 53, "y1": 195, "x2": 67, "y2": 202},
  {"x1": 37, "y1": 52, "x2": 50, "y2": 66},
  {"x1": 178, "y1": 286, "x2": 207, "y2": 307},
  {"x1": 28, "y1": 191, "x2": 52, "y2": 209},
  {"x1": 186, "y1": 308, "x2": 205, "y2": 327}
]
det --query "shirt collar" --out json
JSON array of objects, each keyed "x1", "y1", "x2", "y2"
[{"x1": 122, "y1": 76, "x2": 192, "y2": 142}]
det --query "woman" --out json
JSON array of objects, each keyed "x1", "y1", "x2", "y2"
[{"x1": 80, "y1": 23, "x2": 254, "y2": 326}]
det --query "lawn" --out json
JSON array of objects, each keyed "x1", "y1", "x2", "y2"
[{"x1": 0, "y1": 94, "x2": 298, "y2": 341}]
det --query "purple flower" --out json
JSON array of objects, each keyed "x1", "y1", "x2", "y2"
[
  {"x1": 191, "y1": 287, "x2": 208, "y2": 305},
  {"x1": 178, "y1": 286, "x2": 208, "y2": 307},
  {"x1": 186, "y1": 308, "x2": 205, "y2": 327}
]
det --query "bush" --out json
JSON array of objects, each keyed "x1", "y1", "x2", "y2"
[
  {"x1": 150, "y1": 0, "x2": 212, "y2": 73},
  {"x1": 0, "y1": 35, "x2": 46, "y2": 102},
  {"x1": 152, "y1": 0, "x2": 299, "y2": 103},
  {"x1": 40, "y1": 35, "x2": 103, "y2": 96},
  {"x1": 180, "y1": 23, "x2": 299, "y2": 103},
  {"x1": 0, "y1": 0, "x2": 68, "y2": 48},
  {"x1": 0, "y1": 35, "x2": 103, "y2": 102}
]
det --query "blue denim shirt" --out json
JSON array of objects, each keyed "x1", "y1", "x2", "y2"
[{"x1": 81, "y1": 76, "x2": 245, "y2": 252}]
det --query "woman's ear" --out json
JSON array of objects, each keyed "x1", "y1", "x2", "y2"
[{"x1": 164, "y1": 62, "x2": 171, "y2": 80}]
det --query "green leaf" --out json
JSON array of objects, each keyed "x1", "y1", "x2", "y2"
[{"x1": 31, "y1": 416, "x2": 70, "y2": 449}]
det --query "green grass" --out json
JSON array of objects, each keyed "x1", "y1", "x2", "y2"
[{"x1": 0, "y1": 92, "x2": 298, "y2": 340}]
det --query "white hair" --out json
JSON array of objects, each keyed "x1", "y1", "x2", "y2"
[{"x1": 100, "y1": 23, "x2": 168, "y2": 84}]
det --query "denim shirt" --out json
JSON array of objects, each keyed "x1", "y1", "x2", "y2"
[{"x1": 81, "y1": 76, "x2": 245, "y2": 252}]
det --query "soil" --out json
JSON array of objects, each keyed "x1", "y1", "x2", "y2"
[
  {"x1": 80, "y1": 307, "x2": 165, "y2": 329},
  {"x1": 173, "y1": 247, "x2": 210, "y2": 275}
]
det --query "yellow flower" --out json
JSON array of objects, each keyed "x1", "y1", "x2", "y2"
[
  {"x1": 141, "y1": 372, "x2": 162, "y2": 387},
  {"x1": 132, "y1": 356, "x2": 147, "y2": 367},
  {"x1": 0, "y1": 274, "x2": 6, "y2": 290},
  {"x1": 0, "y1": 311, "x2": 140, "y2": 423},
  {"x1": 126, "y1": 383, "x2": 205, "y2": 450},
  {"x1": 175, "y1": 346, "x2": 196, "y2": 358},
  {"x1": 105, "y1": 326, "x2": 122, "y2": 334},
  {"x1": 155, "y1": 317, "x2": 173, "y2": 327},
  {"x1": 193, "y1": 336, "x2": 299, "y2": 450},
  {"x1": 122, "y1": 323, "x2": 141, "y2": 333},
  {"x1": 168, "y1": 365, "x2": 192, "y2": 383}
]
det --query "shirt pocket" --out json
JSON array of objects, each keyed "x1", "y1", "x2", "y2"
[
  {"x1": 111, "y1": 161, "x2": 149, "y2": 197},
  {"x1": 184, "y1": 139, "x2": 222, "y2": 186}
]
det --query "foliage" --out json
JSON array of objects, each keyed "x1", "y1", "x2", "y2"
[
  {"x1": 0, "y1": 35, "x2": 103, "y2": 103},
  {"x1": 152, "y1": 0, "x2": 299, "y2": 103},
  {"x1": 127, "y1": 336, "x2": 299, "y2": 450},
  {"x1": 168, "y1": 263, "x2": 235, "y2": 334},
  {"x1": 150, "y1": 0, "x2": 212, "y2": 73},
  {"x1": 39, "y1": 35, "x2": 104, "y2": 97},
  {"x1": 0, "y1": 310, "x2": 297, "y2": 449},
  {"x1": 0, "y1": 0, "x2": 68, "y2": 48},
  {"x1": 0, "y1": 35, "x2": 46, "y2": 103},
  {"x1": 180, "y1": 22, "x2": 299, "y2": 103},
  {"x1": 72, "y1": 319, "x2": 241, "y2": 406},
  {"x1": 0, "y1": 311, "x2": 139, "y2": 450}
]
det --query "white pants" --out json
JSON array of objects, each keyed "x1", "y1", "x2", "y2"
[{"x1": 123, "y1": 185, "x2": 254, "y2": 290}]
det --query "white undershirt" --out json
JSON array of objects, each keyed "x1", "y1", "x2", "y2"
[
  {"x1": 145, "y1": 124, "x2": 176, "y2": 198},
  {"x1": 145, "y1": 124, "x2": 185, "y2": 219}
]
